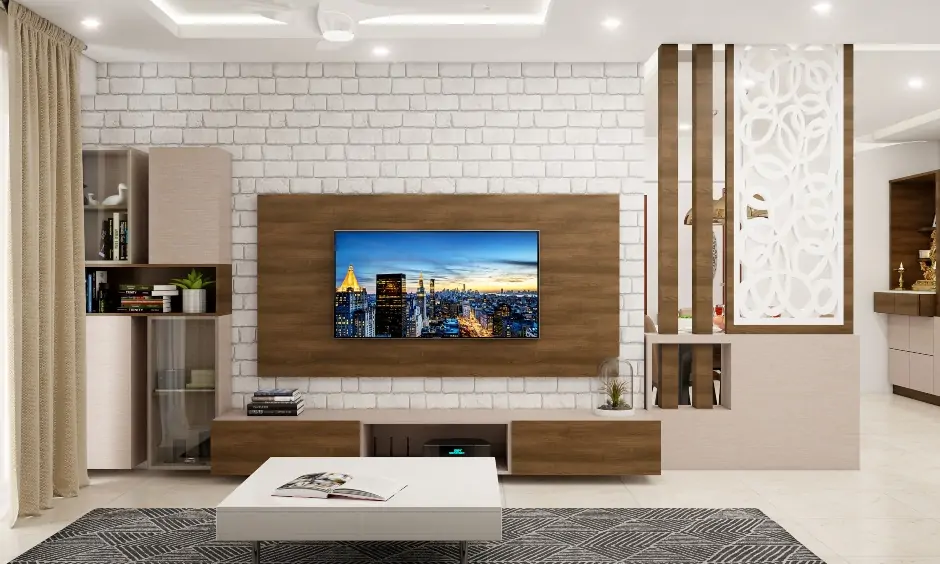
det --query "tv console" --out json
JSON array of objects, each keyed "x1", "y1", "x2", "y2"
[{"x1": 211, "y1": 409, "x2": 661, "y2": 477}]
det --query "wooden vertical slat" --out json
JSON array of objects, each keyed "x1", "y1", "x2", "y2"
[
  {"x1": 691, "y1": 44, "x2": 715, "y2": 409},
  {"x1": 724, "y1": 45, "x2": 737, "y2": 335},
  {"x1": 843, "y1": 45, "x2": 854, "y2": 332},
  {"x1": 657, "y1": 44, "x2": 680, "y2": 409}
]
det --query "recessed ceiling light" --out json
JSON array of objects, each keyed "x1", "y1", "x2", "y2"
[
  {"x1": 81, "y1": 17, "x2": 101, "y2": 29},
  {"x1": 322, "y1": 29, "x2": 355, "y2": 42},
  {"x1": 601, "y1": 17, "x2": 621, "y2": 30},
  {"x1": 372, "y1": 45, "x2": 390, "y2": 57},
  {"x1": 908, "y1": 77, "x2": 925, "y2": 90},
  {"x1": 146, "y1": 0, "x2": 284, "y2": 25},
  {"x1": 742, "y1": 78, "x2": 756, "y2": 88},
  {"x1": 679, "y1": 123, "x2": 692, "y2": 132},
  {"x1": 812, "y1": 2, "x2": 833, "y2": 15}
]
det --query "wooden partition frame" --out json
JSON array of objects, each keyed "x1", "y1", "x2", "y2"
[
  {"x1": 724, "y1": 44, "x2": 854, "y2": 334},
  {"x1": 257, "y1": 194, "x2": 619, "y2": 378}
]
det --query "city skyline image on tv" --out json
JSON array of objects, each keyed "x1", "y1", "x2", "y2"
[{"x1": 334, "y1": 230, "x2": 539, "y2": 339}]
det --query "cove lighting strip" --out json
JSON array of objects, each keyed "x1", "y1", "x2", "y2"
[
  {"x1": 146, "y1": 0, "x2": 285, "y2": 26},
  {"x1": 360, "y1": 0, "x2": 552, "y2": 26}
]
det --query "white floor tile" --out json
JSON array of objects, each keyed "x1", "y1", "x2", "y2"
[{"x1": 3, "y1": 392, "x2": 940, "y2": 564}]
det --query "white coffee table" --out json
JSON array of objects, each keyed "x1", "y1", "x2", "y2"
[{"x1": 216, "y1": 457, "x2": 502, "y2": 564}]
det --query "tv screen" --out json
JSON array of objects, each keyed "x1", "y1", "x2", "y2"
[{"x1": 334, "y1": 230, "x2": 539, "y2": 339}]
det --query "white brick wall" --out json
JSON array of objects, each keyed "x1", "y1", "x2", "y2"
[{"x1": 83, "y1": 61, "x2": 647, "y2": 410}]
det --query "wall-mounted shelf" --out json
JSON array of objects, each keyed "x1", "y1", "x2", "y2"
[{"x1": 86, "y1": 260, "x2": 131, "y2": 267}]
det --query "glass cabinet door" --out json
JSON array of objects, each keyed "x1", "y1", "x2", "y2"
[{"x1": 149, "y1": 318, "x2": 217, "y2": 467}]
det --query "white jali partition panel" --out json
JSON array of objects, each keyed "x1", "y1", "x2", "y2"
[{"x1": 733, "y1": 45, "x2": 845, "y2": 326}]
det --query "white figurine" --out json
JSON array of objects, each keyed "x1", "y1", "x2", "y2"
[
  {"x1": 102, "y1": 183, "x2": 128, "y2": 207},
  {"x1": 84, "y1": 193, "x2": 98, "y2": 205}
]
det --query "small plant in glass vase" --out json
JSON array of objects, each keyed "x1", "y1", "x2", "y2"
[
  {"x1": 171, "y1": 269, "x2": 215, "y2": 314},
  {"x1": 593, "y1": 357, "x2": 635, "y2": 417}
]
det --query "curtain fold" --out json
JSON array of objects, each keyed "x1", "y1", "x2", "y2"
[
  {"x1": 7, "y1": 0, "x2": 87, "y2": 519},
  {"x1": 0, "y1": 3, "x2": 16, "y2": 530}
]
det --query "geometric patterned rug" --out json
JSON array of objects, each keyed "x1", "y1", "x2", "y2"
[{"x1": 10, "y1": 507, "x2": 824, "y2": 563}]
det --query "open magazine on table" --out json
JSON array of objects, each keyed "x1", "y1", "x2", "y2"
[{"x1": 271, "y1": 471, "x2": 407, "y2": 501}]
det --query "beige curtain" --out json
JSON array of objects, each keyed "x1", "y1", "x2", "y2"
[{"x1": 7, "y1": 1, "x2": 87, "y2": 518}]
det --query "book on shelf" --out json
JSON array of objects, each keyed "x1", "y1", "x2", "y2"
[
  {"x1": 251, "y1": 389, "x2": 301, "y2": 402},
  {"x1": 271, "y1": 472, "x2": 406, "y2": 501},
  {"x1": 97, "y1": 214, "x2": 128, "y2": 261},
  {"x1": 247, "y1": 407, "x2": 305, "y2": 416},
  {"x1": 116, "y1": 284, "x2": 178, "y2": 313},
  {"x1": 253, "y1": 388, "x2": 300, "y2": 397},
  {"x1": 247, "y1": 398, "x2": 304, "y2": 416},
  {"x1": 85, "y1": 270, "x2": 109, "y2": 313},
  {"x1": 251, "y1": 394, "x2": 301, "y2": 403}
]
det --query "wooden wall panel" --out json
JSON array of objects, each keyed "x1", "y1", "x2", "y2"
[
  {"x1": 511, "y1": 420, "x2": 662, "y2": 475},
  {"x1": 257, "y1": 195, "x2": 619, "y2": 378}
]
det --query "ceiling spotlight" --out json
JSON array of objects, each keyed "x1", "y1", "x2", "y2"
[
  {"x1": 812, "y1": 2, "x2": 833, "y2": 15},
  {"x1": 742, "y1": 78, "x2": 756, "y2": 88},
  {"x1": 679, "y1": 123, "x2": 692, "y2": 132},
  {"x1": 908, "y1": 77, "x2": 925, "y2": 90},
  {"x1": 372, "y1": 45, "x2": 390, "y2": 57},
  {"x1": 81, "y1": 17, "x2": 101, "y2": 29},
  {"x1": 601, "y1": 17, "x2": 621, "y2": 30}
]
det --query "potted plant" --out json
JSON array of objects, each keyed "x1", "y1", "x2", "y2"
[
  {"x1": 593, "y1": 357, "x2": 634, "y2": 417},
  {"x1": 171, "y1": 269, "x2": 215, "y2": 314}
]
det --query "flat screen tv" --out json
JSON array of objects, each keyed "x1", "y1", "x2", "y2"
[{"x1": 334, "y1": 230, "x2": 539, "y2": 339}]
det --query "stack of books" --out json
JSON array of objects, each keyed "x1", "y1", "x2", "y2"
[
  {"x1": 247, "y1": 389, "x2": 304, "y2": 416},
  {"x1": 117, "y1": 284, "x2": 178, "y2": 313}
]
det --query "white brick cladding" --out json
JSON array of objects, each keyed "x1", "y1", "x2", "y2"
[{"x1": 83, "y1": 62, "x2": 647, "y2": 410}]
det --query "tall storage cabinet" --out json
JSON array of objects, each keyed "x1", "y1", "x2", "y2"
[
  {"x1": 84, "y1": 147, "x2": 232, "y2": 470},
  {"x1": 84, "y1": 148, "x2": 149, "y2": 470},
  {"x1": 146, "y1": 147, "x2": 232, "y2": 469}
]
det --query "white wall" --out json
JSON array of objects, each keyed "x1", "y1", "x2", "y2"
[
  {"x1": 83, "y1": 61, "x2": 647, "y2": 410},
  {"x1": 855, "y1": 141, "x2": 940, "y2": 393},
  {"x1": 79, "y1": 55, "x2": 97, "y2": 97}
]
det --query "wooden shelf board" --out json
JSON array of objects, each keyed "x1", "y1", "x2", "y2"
[
  {"x1": 84, "y1": 205, "x2": 127, "y2": 212},
  {"x1": 86, "y1": 260, "x2": 131, "y2": 267},
  {"x1": 216, "y1": 408, "x2": 659, "y2": 425},
  {"x1": 154, "y1": 389, "x2": 216, "y2": 393}
]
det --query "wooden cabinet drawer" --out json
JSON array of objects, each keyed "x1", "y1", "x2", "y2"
[
  {"x1": 211, "y1": 420, "x2": 361, "y2": 476},
  {"x1": 888, "y1": 349, "x2": 910, "y2": 388},
  {"x1": 510, "y1": 420, "x2": 661, "y2": 476},
  {"x1": 910, "y1": 353, "x2": 934, "y2": 394}
]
